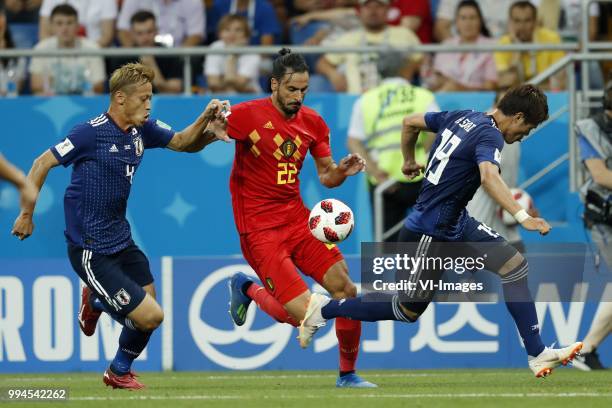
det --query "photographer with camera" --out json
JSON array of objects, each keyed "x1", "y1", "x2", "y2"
[{"x1": 575, "y1": 80, "x2": 612, "y2": 371}]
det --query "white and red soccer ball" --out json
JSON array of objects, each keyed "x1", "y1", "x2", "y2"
[
  {"x1": 498, "y1": 188, "x2": 534, "y2": 226},
  {"x1": 308, "y1": 199, "x2": 354, "y2": 244}
]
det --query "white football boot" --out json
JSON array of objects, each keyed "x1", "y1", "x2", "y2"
[
  {"x1": 298, "y1": 293, "x2": 330, "y2": 348},
  {"x1": 528, "y1": 342, "x2": 583, "y2": 378}
]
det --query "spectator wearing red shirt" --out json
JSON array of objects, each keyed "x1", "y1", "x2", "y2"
[{"x1": 388, "y1": 0, "x2": 433, "y2": 43}]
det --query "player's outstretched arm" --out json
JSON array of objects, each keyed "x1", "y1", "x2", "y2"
[
  {"x1": 12, "y1": 150, "x2": 60, "y2": 240},
  {"x1": 167, "y1": 99, "x2": 230, "y2": 153},
  {"x1": 0, "y1": 153, "x2": 38, "y2": 215},
  {"x1": 401, "y1": 114, "x2": 428, "y2": 179},
  {"x1": 314, "y1": 154, "x2": 366, "y2": 188},
  {"x1": 479, "y1": 161, "x2": 551, "y2": 236}
]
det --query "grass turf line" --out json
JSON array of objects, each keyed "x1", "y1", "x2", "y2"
[{"x1": 0, "y1": 369, "x2": 610, "y2": 408}]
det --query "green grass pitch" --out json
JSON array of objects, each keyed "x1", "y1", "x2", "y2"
[{"x1": 1, "y1": 369, "x2": 610, "y2": 407}]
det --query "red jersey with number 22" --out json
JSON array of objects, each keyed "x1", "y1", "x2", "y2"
[{"x1": 227, "y1": 98, "x2": 332, "y2": 234}]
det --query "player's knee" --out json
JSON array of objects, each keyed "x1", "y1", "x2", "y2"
[
  {"x1": 499, "y1": 253, "x2": 529, "y2": 284},
  {"x1": 138, "y1": 309, "x2": 164, "y2": 332},
  {"x1": 330, "y1": 281, "x2": 357, "y2": 299},
  {"x1": 399, "y1": 302, "x2": 425, "y2": 322}
]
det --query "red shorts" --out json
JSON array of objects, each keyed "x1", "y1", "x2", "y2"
[{"x1": 239, "y1": 219, "x2": 344, "y2": 305}]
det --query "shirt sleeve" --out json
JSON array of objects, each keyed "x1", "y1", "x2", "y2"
[
  {"x1": 204, "y1": 54, "x2": 223, "y2": 76},
  {"x1": 101, "y1": 0, "x2": 118, "y2": 19},
  {"x1": 578, "y1": 135, "x2": 602, "y2": 161},
  {"x1": 226, "y1": 103, "x2": 252, "y2": 142},
  {"x1": 494, "y1": 37, "x2": 513, "y2": 72},
  {"x1": 309, "y1": 117, "x2": 332, "y2": 158},
  {"x1": 347, "y1": 97, "x2": 366, "y2": 141},
  {"x1": 185, "y1": 0, "x2": 205, "y2": 37},
  {"x1": 424, "y1": 111, "x2": 449, "y2": 133},
  {"x1": 49, "y1": 123, "x2": 96, "y2": 167},
  {"x1": 474, "y1": 129, "x2": 504, "y2": 168},
  {"x1": 141, "y1": 118, "x2": 175, "y2": 149},
  {"x1": 237, "y1": 54, "x2": 261, "y2": 79},
  {"x1": 28, "y1": 42, "x2": 46, "y2": 74},
  {"x1": 255, "y1": 1, "x2": 281, "y2": 37},
  {"x1": 117, "y1": 0, "x2": 138, "y2": 31}
]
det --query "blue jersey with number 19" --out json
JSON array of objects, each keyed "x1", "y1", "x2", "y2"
[{"x1": 405, "y1": 110, "x2": 505, "y2": 240}]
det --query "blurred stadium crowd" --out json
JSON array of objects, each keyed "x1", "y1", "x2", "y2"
[{"x1": 0, "y1": 0, "x2": 610, "y2": 96}]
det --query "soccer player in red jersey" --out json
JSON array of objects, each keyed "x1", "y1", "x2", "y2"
[{"x1": 227, "y1": 48, "x2": 376, "y2": 388}]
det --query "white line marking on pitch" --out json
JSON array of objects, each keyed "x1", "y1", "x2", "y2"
[{"x1": 68, "y1": 393, "x2": 612, "y2": 401}]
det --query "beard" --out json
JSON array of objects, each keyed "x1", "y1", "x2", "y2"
[{"x1": 277, "y1": 95, "x2": 302, "y2": 116}]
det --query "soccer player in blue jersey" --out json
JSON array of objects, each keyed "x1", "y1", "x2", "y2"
[
  {"x1": 11, "y1": 63, "x2": 228, "y2": 390},
  {"x1": 299, "y1": 84, "x2": 583, "y2": 378}
]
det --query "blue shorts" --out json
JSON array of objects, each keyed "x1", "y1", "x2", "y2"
[
  {"x1": 67, "y1": 243, "x2": 152, "y2": 316},
  {"x1": 397, "y1": 216, "x2": 519, "y2": 311},
  {"x1": 399, "y1": 216, "x2": 518, "y2": 272}
]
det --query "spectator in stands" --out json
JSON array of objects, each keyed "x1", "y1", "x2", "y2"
[
  {"x1": 108, "y1": 11, "x2": 183, "y2": 94},
  {"x1": 39, "y1": 0, "x2": 117, "y2": 48},
  {"x1": 206, "y1": 0, "x2": 281, "y2": 46},
  {"x1": 347, "y1": 51, "x2": 437, "y2": 241},
  {"x1": 118, "y1": 0, "x2": 205, "y2": 47},
  {"x1": 388, "y1": 0, "x2": 433, "y2": 44},
  {"x1": 495, "y1": 1, "x2": 566, "y2": 90},
  {"x1": 290, "y1": 5, "x2": 359, "y2": 46},
  {"x1": 434, "y1": 0, "x2": 512, "y2": 41},
  {"x1": 291, "y1": 0, "x2": 432, "y2": 45},
  {"x1": 29, "y1": 4, "x2": 105, "y2": 95},
  {"x1": 204, "y1": 14, "x2": 261, "y2": 94},
  {"x1": 533, "y1": 0, "x2": 603, "y2": 89},
  {"x1": 4, "y1": 0, "x2": 41, "y2": 22},
  {"x1": 293, "y1": 0, "x2": 355, "y2": 13},
  {"x1": 533, "y1": 0, "x2": 599, "y2": 42},
  {"x1": 4, "y1": 0, "x2": 42, "y2": 48},
  {"x1": 0, "y1": 5, "x2": 27, "y2": 95},
  {"x1": 316, "y1": 0, "x2": 421, "y2": 93},
  {"x1": 430, "y1": 0, "x2": 497, "y2": 91}
]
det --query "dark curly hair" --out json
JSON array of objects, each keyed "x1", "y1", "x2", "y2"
[
  {"x1": 497, "y1": 84, "x2": 549, "y2": 126},
  {"x1": 272, "y1": 48, "x2": 309, "y2": 81}
]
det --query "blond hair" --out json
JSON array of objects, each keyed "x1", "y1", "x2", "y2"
[{"x1": 109, "y1": 63, "x2": 155, "y2": 96}]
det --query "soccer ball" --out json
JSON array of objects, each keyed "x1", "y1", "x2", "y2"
[
  {"x1": 498, "y1": 188, "x2": 534, "y2": 226},
  {"x1": 308, "y1": 199, "x2": 354, "y2": 244}
]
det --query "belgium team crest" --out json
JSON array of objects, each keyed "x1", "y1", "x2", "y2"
[{"x1": 280, "y1": 139, "x2": 297, "y2": 159}]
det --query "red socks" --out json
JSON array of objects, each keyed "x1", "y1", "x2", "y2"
[
  {"x1": 335, "y1": 318, "x2": 361, "y2": 373},
  {"x1": 246, "y1": 283, "x2": 299, "y2": 327},
  {"x1": 245, "y1": 283, "x2": 362, "y2": 373}
]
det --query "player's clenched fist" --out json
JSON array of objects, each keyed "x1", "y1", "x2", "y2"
[
  {"x1": 521, "y1": 217, "x2": 551, "y2": 236},
  {"x1": 338, "y1": 153, "x2": 366, "y2": 176},
  {"x1": 203, "y1": 99, "x2": 231, "y2": 142},
  {"x1": 204, "y1": 99, "x2": 230, "y2": 120},
  {"x1": 402, "y1": 160, "x2": 424, "y2": 179},
  {"x1": 12, "y1": 213, "x2": 34, "y2": 240}
]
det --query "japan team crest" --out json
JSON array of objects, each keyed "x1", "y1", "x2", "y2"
[
  {"x1": 280, "y1": 139, "x2": 297, "y2": 159},
  {"x1": 114, "y1": 288, "x2": 131, "y2": 306},
  {"x1": 134, "y1": 136, "x2": 144, "y2": 156}
]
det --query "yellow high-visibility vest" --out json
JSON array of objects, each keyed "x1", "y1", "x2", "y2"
[{"x1": 361, "y1": 81, "x2": 434, "y2": 184}]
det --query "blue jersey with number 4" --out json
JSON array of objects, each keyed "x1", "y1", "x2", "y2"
[
  {"x1": 405, "y1": 110, "x2": 505, "y2": 240},
  {"x1": 49, "y1": 113, "x2": 174, "y2": 254}
]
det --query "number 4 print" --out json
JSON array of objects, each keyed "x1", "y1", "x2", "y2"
[
  {"x1": 425, "y1": 129, "x2": 462, "y2": 185},
  {"x1": 126, "y1": 165, "x2": 135, "y2": 184}
]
